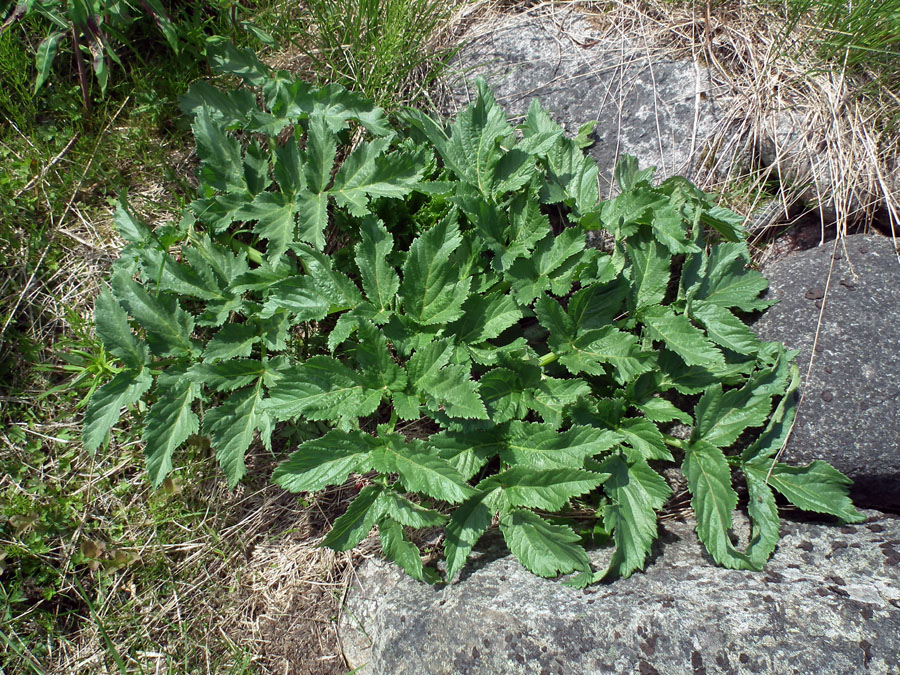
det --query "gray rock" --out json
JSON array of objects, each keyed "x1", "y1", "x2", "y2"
[
  {"x1": 444, "y1": 10, "x2": 727, "y2": 194},
  {"x1": 753, "y1": 234, "x2": 900, "y2": 510},
  {"x1": 340, "y1": 512, "x2": 900, "y2": 674}
]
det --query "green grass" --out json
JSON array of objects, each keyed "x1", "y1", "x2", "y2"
[
  {"x1": 783, "y1": 0, "x2": 900, "y2": 126},
  {"x1": 294, "y1": 0, "x2": 458, "y2": 108}
]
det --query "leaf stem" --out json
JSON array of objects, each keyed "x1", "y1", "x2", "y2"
[
  {"x1": 662, "y1": 434, "x2": 687, "y2": 450},
  {"x1": 538, "y1": 351, "x2": 558, "y2": 367}
]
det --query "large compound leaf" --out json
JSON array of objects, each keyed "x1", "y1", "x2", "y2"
[
  {"x1": 82, "y1": 369, "x2": 152, "y2": 453},
  {"x1": 143, "y1": 379, "x2": 201, "y2": 487},
  {"x1": 400, "y1": 217, "x2": 470, "y2": 325},
  {"x1": 642, "y1": 305, "x2": 724, "y2": 369},
  {"x1": 500, "y1": 509, "x2": 592, "y2": 579},
  {"x1": 502, "y1": 422, "x2": 619, "y2": 469},
  {"x1": 599, "y1": 454, "x2": 671, "y2": 579},
  {"x1": 265, "y1": 356, "x2": 381, "y2": 422},
  {"x1": 368, "y1": 436, "x2": 474, "y2": 503},
  {"x1": 355, "y1": 217, "x2": 400, "y2": 315},
  {"x1": 273, "y1": 429, "x2": 371, "y2": 493},
  {"x1": 682, "y1": 440, "x2": 756, "y2": 570},
  {"x1": 767, "y1": 462, "x2": 863, "y2": 522},
  {"x1": 111, "y1": 271, "x2": 195, "y2": 358},
  {"x1": 203, "y1": 381, "x2": 269, "y2": 487},
  {"x1": 94, "y1": 287, "x2": 148, "y2": 369}
]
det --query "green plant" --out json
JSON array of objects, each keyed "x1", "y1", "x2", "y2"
[
  {"x1": 83, "y1": 45, "x2": 861, "y2": 587},
  {"x1": 295, "y1": 0, "x2": 456, "y2": 107},
  {"x1": 0, "y1": 0, "x2": 272, "y2": 109}
]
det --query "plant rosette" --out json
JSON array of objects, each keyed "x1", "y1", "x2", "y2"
[{"x1": 83, "y1": 42, "x2": 862, "y2": 587}]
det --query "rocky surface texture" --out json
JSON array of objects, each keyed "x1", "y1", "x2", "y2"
[
  {"x1": 339, "y1": 512, "x2": 900, "y2": 674},
  {"x1": 753, "y1": 234, "x2": 900, "y2": 511},
  {"x1": 444, "y1": 10, "x2": 727, "y2": 195}
]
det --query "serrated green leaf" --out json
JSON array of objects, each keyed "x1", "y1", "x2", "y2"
[
  {"x1": 406, "y1": 339, "x2": 453, "y2": 386},
  {"x1": 444, "y1": 488, "x2": 499, "y2": 581},
  {"x1": 265, "y1": 356, "x2": 381, "y2": 422},
  {"x1": 766, "y1": 462, "x2": 863, "y2": 522},
  {"x1": 400, "y1": 217, "x2": 470, "y2": 325},
  {"x1": 616, "y1": 418, "x2": 673, "y2": 461},
  {"x1": 500, "y1": 509, "x2": 591, "y2": 579},
  {"x1": 626, "y1": 232, "x2": 669, "y2": 312},
  {"x1": 272, "y1": 429, "x2": 370, "y2": 493},
  {"x1": 742, "y1": 462, "x2": 782, "y2": 567},
  {"x1": 140, "y1": 249, "x2": 226, "y2": 302},
  {"x1": 633, "y1": 396, "x2": 692, "y2": 425},
  {"x1": 430, "y1": 428, "x2": 504, "y2": 481},
  {"x1": 203, "y1": 324, "x2": 259, "y2": 363},
  {"x1": 477, "y1": 367, "x2": 527, "y2": 424},
  {"x1": 236, "y1": 192, "x2": 298, "y2": 263},
  {"x1": 491, "y1": 466, "x2": 606, "y2": 511},
  {"x1": 443, "y1": 79, "x2": 513, "y2": 194},
  {"x1": 330, "y1": 138, "x2": 426, "y2": 216},
  {"x1": 446, "y1": 292, "x2": 523, "y2": 345},
  {"x1": 422, "y1": 363, "x2": 487, "y2": 420},
  {"x1": 378, "y1": 517, "x2": 425, "y2": 581},
  {"x1": 501, "y1": 189, "x2": 551, "y2": 268},
  {"x1": 502, "y1": 422, "x2": 619, "y2": 469},
  {"x1": 94, "y1": 287, "x2": 148, "y2": 368},
  {"x1": 377, "y1": 491, "x2": 447, "y2": 528},
  {"x1": 353, "y1": 321, "x2": 406, "y2": 392},
  {"x1": 682, "y1": 440, "x2": 756, "y2": 570},
  {"x1": 368, "y1": 436, "x2": 474, "y2": 503},
  {"x1": 204, "y1": 381, "x2": 268, "y2": 487},
  {"x1": 642, "y1": 305, "x2": 724, "y2": 369},
  {"x1": 188, "y1": 359, "x2": 266, "y2": 392},
  {"x1": 262, "y1": 275, "x2": 333, "y2": 321},
  {"x1": 111, "y1": 271, "x2": 196, "y2": 358},
  {"x1": 741, "y1": 364, "x2": 800, "y2": 463},
  {"x1": 528, "y1": 377, "x2": 591, "y2": 428},
  {"x1": 179, "y1": 82, "x2": 257, "y2": 127},
  {"x1": 113, "y1": 197, "x2": 152, "y2": 245},
  {"x1": 322, "y1": 484, "x2": 384, "y2": 551},
  {"x1": 599, "y1": 453, "x2": 671, "y2": 579},
  {"x1": 193, "y1": 106, "x2": 246, "y2": 192},
  {"x1": 693, "y1": 383, "x2": 772, "y2": 448},
  {"x1": 557, "y1": 326, "x2": 653, "y2": 385},
  {"x1": 144, "y1": 379, "x2": 200, "y2": 487},
  {"x1": 355, "y1": 217, "x2": 400, "y2": 313},
  {"x1": 566, "y1": 280, "x2": 627, "y2": 334},
  {"x1": 690, "y1": 299, "x2": 761, "y2": 355},
  {"x1": 207, "y1": 38, "x2": 269, "y2": 86},
  {"x1": 534, "y1": 294, "x2": 574, "y2": 340},
  {"x1": 292, "y1": 244, "x2": 363, "y2": 309},
  {"x1": 694, "y1": 243, "x2": 771, "y2": 311},
  {"x1": 303, "y1": 113, "x2": 336, "y2": 193},
  {"x1": 83, "y1": 369, "x2": 152, "y2": 453}
]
